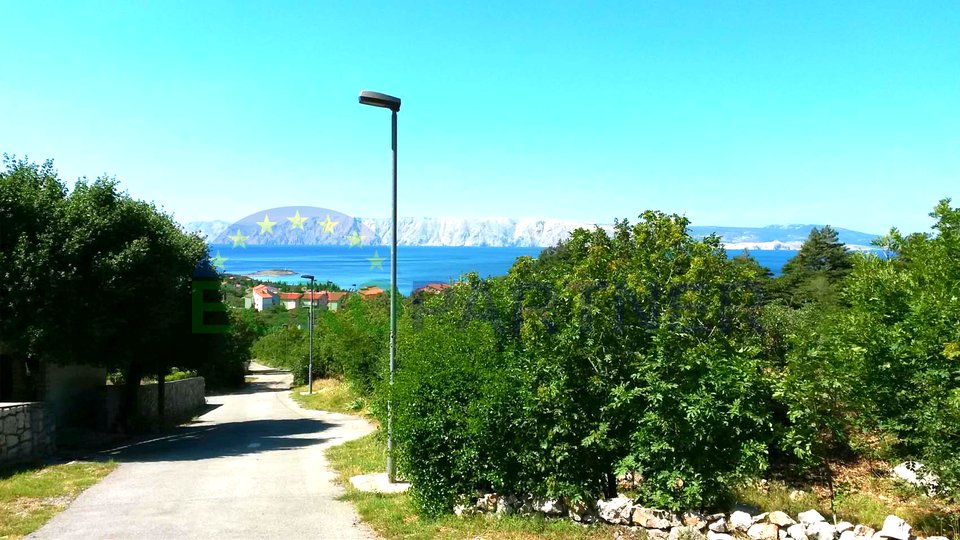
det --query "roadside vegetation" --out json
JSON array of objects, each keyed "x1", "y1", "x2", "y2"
[
  {"x1": 286, "y1": 203, "x2": 960, "y2": 536},
  {"x1": 0, "y1": 461, "x2": 117, "y2": 538},
  {"x1": 291, "y1": 378, "x2": 369, "y2": 416},
  {"x1": 0, "y1": 156, "x2": 249, "y2": 430},
  {"x1": 327, "y1": 433, "x2": 616, "y2": 540}
]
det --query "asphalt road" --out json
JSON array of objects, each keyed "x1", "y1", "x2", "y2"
[{"x1": 30, "y1": 363, "x2": 377, "y2": 540}]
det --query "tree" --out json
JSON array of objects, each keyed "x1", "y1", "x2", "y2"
[
  {"x1": 773, "y1": 225, "x2": 853, "y2": 306},
  {"x1": 1, "y1": 156, "x2": 232, "y2": 429}
]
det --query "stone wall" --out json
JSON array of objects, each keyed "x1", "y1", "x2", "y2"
[
  {"x1": 0, "y1": 402, "x2": 55, "y2": 466},
  {"x1": 104, "y1": 377, "x2": 206, "y2": 428}
]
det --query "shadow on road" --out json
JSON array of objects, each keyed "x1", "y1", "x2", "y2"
[{"x1": 93, "y1": 417, "x2": 333, "y2": 463}]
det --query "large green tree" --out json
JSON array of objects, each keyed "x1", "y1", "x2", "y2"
[{"x1": 1, "y1": 156, "x2": 237, "y2": 428}]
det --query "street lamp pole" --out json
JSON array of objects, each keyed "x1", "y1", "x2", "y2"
[
  {"x1": 359, "y1": 90, "x2": 401, "y2": 483},
  {"x1": 301, "y1": 274, "x2": 315, "y2": 394}
]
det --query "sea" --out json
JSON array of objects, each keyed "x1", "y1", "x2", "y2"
[{"x1": 209, "y1": 244, "x2": 798, "y2": 295}]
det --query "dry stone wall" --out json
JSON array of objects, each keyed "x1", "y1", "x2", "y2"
[{"x1": 0, "y1": 402, "x2": 55, "y2": 466}]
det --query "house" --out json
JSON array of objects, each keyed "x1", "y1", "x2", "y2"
[
  {"x1": 413, "y1": 283, "x2": 451, "y2": 294},
  {"x1": 300, "y1": 291, "x2": 328, "y2": 310},
  {"x1": 252, "y1": 284, "x2": 278, "y2": 311},
  {"x1": 279, "y1": 292, "x2": 301, "y2": 310},
  {"x1": 324, "y1": 291, "x2": 348, "y2": 311},
  {"x1": 358, "y1": 286, "x2": 385, "y2": 299}
]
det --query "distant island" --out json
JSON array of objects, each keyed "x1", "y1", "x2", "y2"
[{"x1": 248, "y1": 269, "x2": 298, "y2": 277}]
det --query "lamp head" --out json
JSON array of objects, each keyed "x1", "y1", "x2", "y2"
[
  {"x1": 359, "y1": 90, "x2": 401, "y2": 112},
  {"x1": 301, "y1": 274, "x2": 315, "y2": 281}
]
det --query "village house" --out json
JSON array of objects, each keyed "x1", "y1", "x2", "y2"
[
  {"x1": 300, "y1": 291, "x2": 327, "y2": 310},
  {"x1": 251, "y1": 284, "x2": 278, "y2": 312},
  {"x1": 358, "y1": 286, "x2": 385, "y2": 300},
  {"x1": 325, "y1": 291, "x2": 348, "y2": 311},
  {"x1": 279, "y1": 292, "x2": 301, "y2": 310}
]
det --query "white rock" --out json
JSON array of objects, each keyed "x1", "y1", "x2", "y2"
[
  {"x1": 597, "y1": 496, "x2": 632, "y2": 525},
  {"x1": 709, "y1": 518, "x2": 729, "y2": 533},
  {"x1": 748, "y1": 523, "x2": 779, "y2": 540},
  {"x1": 476, "y1": 493, "x2": 498, "y2": 513},
  {"x1": 779, "y1": 530, "x2": 788, "y2": 540},
  {"x1": 852, "y1": 525, "x2": 875, "y2": 538},
  {"x1": 731, "y1": 511, "x2": 753, "y2": 532},
  {"x1": 708, "y1": 532, "x2": 735, "y2": 540},
  {"x1": 495, "y1": 494, "x2": 519, "y2": 516},
  {"x1": 684, "y1": 512, "x2": 708, "y2": 530},
  {"x1": 534, "y1": 497, "x2": 566, "y2": 516},
  {"x1": 788, "y1": 523, "x2": 809, "y2": 540},
  {"x1": 454, "y1": 503, "x2": 477, "y2": 517},
  {"x1": 807, "y1": 521, "x2": 837, "y2": 540},
  {"x1": 840, "y1": 531, "x2": 856, "y2": 540},
  {"x1": 877, "y1": 515, "x2": 911, "y2": 540},
  {"x1": 798, "y1": 510, "x2": 827, "y2": 527},
  {"x1": 892, "y1": 461, "x2": 940, "y2": 492},
  {"x1": 753, "y1": 513, "x2": 771, "y2": 524},
  {"x1": 633, "y1": 507, "x2": 677, "y2": 529},
  {"x1": 769, "y1": 511, "x2": 797, "y2": 527},
  {"x1": 926, "y1": 536, "x2": 949, "y2": 540},
  {"x1": 836, "y1": 522, "x2": 855, "y2": 534}
]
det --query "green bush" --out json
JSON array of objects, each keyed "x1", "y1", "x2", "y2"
[
  {"x1": 391, "y1": 212, "x2": 773, "y2": 513},
  {"x1": 251, "y1": 326, "x2": 310, "y2": 384}
]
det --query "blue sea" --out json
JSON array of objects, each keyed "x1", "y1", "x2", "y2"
[{"x1": 209, "y1": 244, "x2": 798, "y2": 295}]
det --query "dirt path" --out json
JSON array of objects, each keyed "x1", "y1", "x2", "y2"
[{"x1": 30, "y1": 363, "x2": 377, "y2": 539}]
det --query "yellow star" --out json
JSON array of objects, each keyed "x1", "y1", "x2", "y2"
[
  {"x1": 228, "y1": 229, "x2": 249, "y2": 248},
  {"x1": 368, "y1": 250, "x2": 386, "y2": 270},
  {"x1": 287, "y1": 210, "x2": 308, "y2": 230},
  {"x1": 347, "y1": 230, "x2": 366, "y2": 248},
  {"x1": 211, "y1": 251, "x2": 228, "y2": 271},
  {"x1": 257, "y1": 213, "x2": 277, "y2": 234},
  {"x1": 320, "y1": 215, "x2": 339, "y2": 234}
]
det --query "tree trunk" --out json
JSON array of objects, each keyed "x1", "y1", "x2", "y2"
[{"x1": 118, "y1": 364, "x2": 144, "y2": 433}]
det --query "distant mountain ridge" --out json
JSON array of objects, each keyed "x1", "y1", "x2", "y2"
[{"x1": 184, "y1": 217, "x2": 878, "y2": 250}]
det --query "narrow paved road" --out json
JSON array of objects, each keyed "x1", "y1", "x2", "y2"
[{"x1": 31, "y1": 364, "x2": 377, "y2": 539}]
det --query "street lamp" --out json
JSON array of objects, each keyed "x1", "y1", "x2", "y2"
[
  {"x1": 359, "y1": 89, "x2": 400, "y2": 483},
  {"x1": 301, "y1": 274, "x2": 315, "y2": 395}
]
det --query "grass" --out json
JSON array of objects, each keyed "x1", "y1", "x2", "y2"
[
  {"x1": 326, "y1": 432, "x2": 627, "y2": 540},
  {"x1": 0, "y1": 461, "x2": 117, "y2": 539},
  {"x1": 291, "y1": 378, "x2": 371, "y2": 416}
]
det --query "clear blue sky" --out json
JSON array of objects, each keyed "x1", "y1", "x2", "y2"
[{"x1": 1, "y1": 1, "x2": 957, "y2": 233}]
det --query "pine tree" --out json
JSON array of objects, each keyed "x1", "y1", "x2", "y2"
[{"x1": 775, "y1": 225, "x2": 853, "y2": 306}]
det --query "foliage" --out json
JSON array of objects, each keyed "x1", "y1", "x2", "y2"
[
  {"x1": 251, "y1": 325, "x2": 311, "y2": 384},
  {"x1": 0, "y1": 156, "x2": 246, "y2": 424},
  {"x1": 771, "y1": 225, "x2": 853, "y2": 307},
  {"x1": 390, "y1": 212, "x2": 773, "y2": 514},
  {"x1": 314, "y1": 295, "x2": 390, "y2": 393}
]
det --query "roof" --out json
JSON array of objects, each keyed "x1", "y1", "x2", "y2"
[
  {"x1": 324, "y1": 291, "x2": 348, "y2": 302},
  {"x1": 358, "y1": 286, "x2": 385, "y2": 297},
  {"x1": 280, "y1": 292, "x2": 301, "y2": 300},
  {"x1": 302, "y1": 291, "x2": 326, "y2": 301},
  {"x1": 252, "y1": 284, "x2": 273, "y2": 298},
  {"x1": 414, "y1": 283, "x2": 451, "y2": 294}
]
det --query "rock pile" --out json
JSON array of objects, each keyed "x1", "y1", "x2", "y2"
[{"x1": 453, "y1": 494, "x2": 953, "y2": 540}]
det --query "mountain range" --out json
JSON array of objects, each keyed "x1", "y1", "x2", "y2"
[{"x1": 185, "y1": 217, "x2": 878, "y2": 250}]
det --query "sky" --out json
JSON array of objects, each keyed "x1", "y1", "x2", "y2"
[{"x1": 1, "y1": 1, "x2": 957, "y2": 234}]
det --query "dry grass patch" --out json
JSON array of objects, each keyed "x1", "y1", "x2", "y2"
[
  {"x1": 0, "y1": 461, "x2": 117, "y2": 539},
  {"x1": 291, "y1": 378, "x2": 370, "y2": 416}
]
